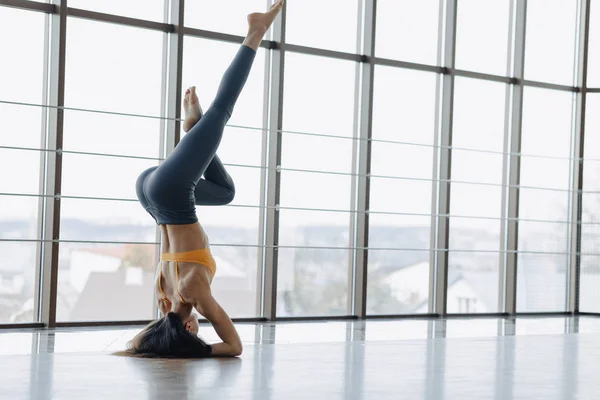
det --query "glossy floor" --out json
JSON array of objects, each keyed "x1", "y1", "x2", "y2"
[{"x1": 1, "y1": 317, "x2": 599, "y2": 399}]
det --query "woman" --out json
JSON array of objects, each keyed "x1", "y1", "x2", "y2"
[{"x1": 125, "y1": 1, "x2": 284, "y2": 358}]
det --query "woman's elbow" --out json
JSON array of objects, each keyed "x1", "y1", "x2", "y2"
[{"x1": 231, "y1": 343, "x2": 243, "y2": 357}]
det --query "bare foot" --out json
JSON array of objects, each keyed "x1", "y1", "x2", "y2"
[
  {"x1": 183, "y1": 86, "x2": 202, "y2": 133},
  {"x1": 247, "y1": 0, "x2": 284, "y2": 34}
]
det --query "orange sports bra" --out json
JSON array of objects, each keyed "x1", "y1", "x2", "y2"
[{"x1": 157, "y1": 248, "x2": 217, "y2": 304}]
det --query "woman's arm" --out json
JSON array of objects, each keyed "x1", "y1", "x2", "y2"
[{"x1": 195, "y1": 294, "x2": 243, "y2": 357}]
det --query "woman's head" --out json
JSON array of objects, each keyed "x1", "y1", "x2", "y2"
[{"x1": 125, "y1": 312, "x2": 211, "y2": 358}]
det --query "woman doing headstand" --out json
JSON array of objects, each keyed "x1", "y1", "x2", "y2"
[{"x1": 126, "y1": 1, "x2": 284, "y2": 358}]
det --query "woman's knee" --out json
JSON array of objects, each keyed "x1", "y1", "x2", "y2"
[{"x1": 223, "y1": 187, "x2": 235, "y2": 205}]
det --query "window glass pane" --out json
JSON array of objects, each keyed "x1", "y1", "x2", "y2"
[
  {"x1": 518, "y1": 221, "x2": 569, "y2": 253},
  {"x1": 369, "y1": 214, "x2": 431, "y2": 250},
  {"x1": 367, "y1": 250, "x2": 430, "y2": 314},
  {"x1": 452, "y1": 151, "x2": 504, "y2": 185},
  {"x1": 65, "y1": 18, "x2": 163, "y2": 116},
  {"x1": 371, "y1": 142, "x2": 433, "y2": 180},
  {"x1": 278, "y1": 210, "x2": 351, "y2": 248},
  {"x1": 587, "y1": 0, "x2": 600, "y2": 87},
  {"x1": 185, "y1": 0, "x2": 265, "y2": 36},
  {"x1": 581, "y1": 95, "x2": 600, "y2": 311},
  {"x1": 0, "y1": 104, "x2": 44, "y2": 149},
  {"x1": 367, "y1": 212, "x2": 430, "y2": 315},
  {"x1": 580, "y1": 255, "x2": 600, "y2": 312},
  {"x1": 520, "y1": 157, "x2": 571, "y2": 190},
  {"x1": 367, "y1": 65, "x2": 436, "y2": 315},
  {"x1": 521, "y1": 89, "x2": 573, "y2": 158},
  {"x1": 582, "y1": 95, "x2": 600, "y2": 160},
  {"x1": 63, "y1": 111, "x2": 161, "y2": 159},
  {"x1": 516, "y1": 253, "x2": 568, "y2": 312},
  {"x1": 0, "y1": 6, "x2": 45, "y2": 326},
  {"x1": 0, "y1": 195, "x2": 40, "y2": 241},
  {"x1": 0, "y1": 149, "x2": 42, "y2": 195},
  {"x1": 455, "y1": 0, "x2": 510, "y2": 76},
  {"x1": 0, "y1": 242, "x2": 39, "y2": 323},
  {"x1": 524, "y1": 0, "x2": 578, "y2": 85},
  {"x1": 517, "y1": 88, "x2": 573, "y2": 312},
  {"x1": 61, "y1": 153, "x2": 158, "y2": 199},
  {"x1": 59, "y1": 20, "x2": 164, "y2": 322},
  {"x1": 285, "y1": 0, "x2": 359, "y2": 53},
  {"x1": 200, "y1": 207, "x2": 260, "y2": 246},
  {"x1": 57, "y1": 243, "x2": 158, "y2": 322},
  {"x1": 450, "y1": 183, "x2": 503, "y2": 220},
  {"x1": 0, "y1": 7, "x2": 45, "y2": 105},
  {"x1": 283, "y1": 53, "x2": 356, "y2": 138},
  {"x1": 277, "y1": 248, "x2": 348, "y2": 317},
  {"x1": 60, "y1": 199, "x2": 156, "y2": 242},
  {"x1": 519, "y1": 188, "x2": 569, "y2": 222},
  {"x1": 448, "y1": 78, "x2": 506, "y2": 314},
  {"x1": 373, "y1": 66, "x2": 438, "y2": 144},
  {"x1": 277, "y1": 211, "x2": 350, "y2": 317},
  {"x1": 370, "y1": 178, "x2": 433, "y2": 216},
  {"x1": 445, "y1": 260, "x2": 499, "y2": 313},
  {"x1": 376, "y1": 0, "x2": 440, "y2": 65},
  {"x1": 277, "y1": 209, "x2": 350, "y2": 317},
  {"x1": 367, "y1": 177, "x2": 432, "y2": 316},
  {"x1": 278, "y1": 53, "x2": 355, "y2": 317},
  {"x1": 452, "y1": 78, "x2": 507, "y2": 152},
  {"x1": 279, "y1": 170, "x2": 352, "y2": 213},
  {"x1": 282, "y1": 135, "x2": 353, "y2": 174},
  {"x1": 209, "y1": 245, "x2": 259, "y2": 318},
  {"x1": 68, "y1": 0, "x2": 165, "y2": 22}
]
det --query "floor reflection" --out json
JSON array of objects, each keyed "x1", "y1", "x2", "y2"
[{"x1": 1, "y1": 316, "x2": 599, "y2": 399}]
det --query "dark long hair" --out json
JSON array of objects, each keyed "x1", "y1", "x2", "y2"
[{"x1": 124, "y1": 312, "x2": 212, "y2": 358}]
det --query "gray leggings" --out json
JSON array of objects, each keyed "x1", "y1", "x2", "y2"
[{"x1": 136, "y1": 45, "x2": 256, "y2": 225}]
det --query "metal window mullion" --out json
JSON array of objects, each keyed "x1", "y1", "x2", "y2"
[
  {"x1": 350, "y1": 0, "x2": 376, "y2": 319},
  {"x1": 153, "y1": 0, "x2": 184, "y2": 317},
  {"x1": 504, "y1": 0, "x2": 527, "y2": 315},
  {"x1": 164, "y1": 0, "x2": 184, "y2": 153},
  {"x1": 568, "y1": 0, "x2": 590, "y2": 313},
  {"x1": 432, "y1": 0, "x2": 458, "y2": 316},
  {"x1": 498, "y1": 0, "x2": 515, "y2": 314},
  {"x1": 428, "y1": 0, "x2": 445, "y2": 314},
  {"x1": 260, "y1": 3, "x2": 286, "y2": 321},
  {"x1": 40, "y1": 0, "x2": 67, "y2": 328},
  {"x1": 34, "y1": 10, "x2": 53, "y2": 322}
]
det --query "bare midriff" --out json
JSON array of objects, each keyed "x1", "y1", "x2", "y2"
[{"x1": 155, "y1": 222, "x2": 214, "y2": 307}]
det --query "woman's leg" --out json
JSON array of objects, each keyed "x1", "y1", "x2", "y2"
[
  {"x1": 147, "y1": 1, "x2": 284, "y2": 207},
  {"x1": 182, "y1": 87, "x2": 236, "y2": 206},
  {"x1": 142, "y1": 2, "x2": 283, "y2": 219},
  {"x1": 194, "y1": 155, "x2": 236, "y2": 206},
  {"x1": 148, "y1": 44, "x2": 256, "y2": 198}
]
